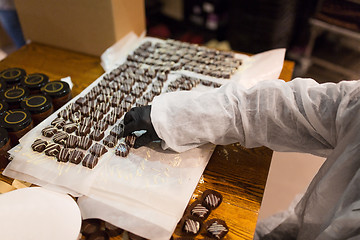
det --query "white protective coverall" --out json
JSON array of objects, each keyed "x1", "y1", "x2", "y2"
[{"x1": 151, "y1": 78, "x2": 360, "y2": 239}]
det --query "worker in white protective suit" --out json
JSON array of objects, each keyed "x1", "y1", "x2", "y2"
[{"x1": 123, "y1": 77, "x2": 360, "y2": 239}]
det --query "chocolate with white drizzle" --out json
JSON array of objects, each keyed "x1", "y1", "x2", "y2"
[
  {"x1": 189, "y1": 200, "x2": 210, "y2": 219},
  {"x1": 82, "y1": 153, "x2": 99, "y2": 169},
  {"x1": 44, "y1": 143, "x2": 60, "y2": 157},
  {"x1": 52, "y1": 131, "x2": 68, "y2": 145},
  {"x1": 182, "y1": 217, "x2": 201, "y2": 235},
  {"x1": 31, "y1": 139, "x2": 47, "y2": 152},
  {"x1": 69, "y1": 149, "x2": 84, "y2": 164},
  {"x1": 205, "y1": 219, "x2": 229, "y2": 239},
  {"x1": 65, "y1": 135, "x2": 78, "y2": 148},
  {"x1": 78, "y1": 136, "x2": 92, "y2": 150},
  {"x1": 57, "y1": 147, "x2": 71, "y2": 162},
  {"x1": 89, "y1": 143, "x2": 108, "y2": 157},
  {"x1": 201, "y1": 189, "x2": 222, "y2": 210},
  {"x1": 42, "y1": 125, "x2": 57, "y2": 137}
]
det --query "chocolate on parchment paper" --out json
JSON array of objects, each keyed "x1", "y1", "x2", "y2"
[
  {"x1": 89, "y1": 143, "x2": 108, "y2": 157},
  {"x1": 115, "y1": 142, "x2": 129, "y2": 157},
  {"x1": 41, "y1": 125, "x2": 58, "y2": 137},
  {"x1": 76, "y1": 124, "x2": 91, "y2": 137},
  {"x1": 51, "y1": 117, "x2": 66, "y2": 129},
  {"x1": 31, "y1": 138, "x2": 47, "y2": 153},
  {"x1": 52, "y1": 131, "x2": 69, "y2": 145},
  {"x1": 103, "y1": 135, "x2": 117, "y2": 148},
  {"x1": 82, "y1": 153, "x2": 99, "y2": 169},
  {"x1": 78, "y1": 136, "x2": 93, "y2": 150},
  {"x1": 57, "y1": 147, "x2": 72, "y2": 162},
  {"x1": 44, "y1": 143, "x2": 61, "y2": 157},
  {"x1": 89, "y1": 129, "x2": 105, "y2": 141},
  {"x1": 69, "y1": 149, "x2": 84, "y2": 164},
  {"x1": 125, "y1": 134, "x2": 137, "y2": 148},
  {"x1": 65, "y1": 135, "x2": 79, "y2": 148}
]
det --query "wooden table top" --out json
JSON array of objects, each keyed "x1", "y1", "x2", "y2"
[{"x1": 0, "y1": 42, "x2": 294, "y2": 240}]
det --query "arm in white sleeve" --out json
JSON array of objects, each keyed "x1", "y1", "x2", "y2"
[{"x1": 151, "y1": 78, "x2": 360, "y2": 155}]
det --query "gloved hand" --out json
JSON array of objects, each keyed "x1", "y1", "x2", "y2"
[{"x1": 123, "y1": 105, "x2": 161, "y2": 148}]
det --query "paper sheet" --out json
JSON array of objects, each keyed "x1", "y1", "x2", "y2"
[{"x1": 4, "y1": 35, "x2": 286, "y2": 239}]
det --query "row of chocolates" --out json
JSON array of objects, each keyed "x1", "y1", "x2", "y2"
[
  {"x1": 176, "y1": 189, "x2": 229, "y2": 239},
  {"x1": 128, "y1": 39, "x2": 242, "y2": 79}
]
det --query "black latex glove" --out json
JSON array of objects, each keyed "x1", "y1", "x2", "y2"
[{"x1": 123, "y1": 105, "x2": 160, "y2": 148}]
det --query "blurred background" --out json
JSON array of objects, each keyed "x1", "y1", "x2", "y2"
[{"x1": 1, "y1": 0, "x2": 360, "y2": 83}]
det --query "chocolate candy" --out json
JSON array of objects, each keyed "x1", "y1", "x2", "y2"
[
  {"x1": 125, "y1": 134, "x2": 137, "y2": 148},
  {"x1": 80, "y1": 117, "x2": 93, "y2": 127},
  {"x1": 63, "y1": 122, "x2": 78, "y2": 133},
  {"x1": 81, "y1": 219, "x2": 101, "y2": 236},
  {"x1": 104, "y1": 222, "x2": 123, "y2": 237},
  {"x1": 104, "y1": 113, "x2": 117, "y2": 125},
  {"x1": 79, "y1": 106, "x2": 91, "y2": 117},
  {"x1": 76, "y1": 124, "x2": 91, "y2": 136},
  {"x1": 70, "y1": 111, "x2": 82, "y2": 123},
  {"x1": 97, "y1": 102, "x2": 110, "y2": 113},
  {"x1": 182, "y1": 216, "x2": 201, "y2": 236},
  {"x1": 78, "y1": 136, "x2": 93, "y2": 150},
  {"x1": 115, "y1": 143, "x2": 129, "y2": 157},
  {"x1": 75, "y1": 97, "x2": 87, "y2": 106},
  {"x1": 189, "y1": 200, "x2": 210, "y2": 219},
  {"x1": 52, "y1": 131, "x2": 69, "y2": 145},
  {"x1": 31, "y1": 139, "x2": 47, "y2": 152},
  {"x1": 82, "y1": 153, "x2": 99, "y2": 169},
  {"x1": 111, "y1": 108, "x2": 124, "y2": 119},
  {"x1": 42, "y1": 125, "x2": 58, "y2": 137},
  {"x1": 205, "y1": 219, "x2": 229, "y2": 239},
  {"x1": 91, "y1": 110, "x2": 104, "y2": 122},
  {"x1": 120, "y1": 101, "x2": 132, "y2": 111},
  {"x1": 124, "y1": 95, "x2": 135, "y2": 104},
  {"x1": 51, "y1": 118, "x2": 66, "y2": 129},
  {"x1": 201, "y1": 79, "x2": 212, "y2": 86},
  {"x1": 69, "y1": 149, "x2": 84, "y2": 164},
  {"x1": 89, "y1": 143, "x2": 108, "y2": 157},
  {"x1": 103, "y1": 135, "x2": 117, "y2": 148},
  {"x1": 66, "y1": 103, "x2": 80, "y2": 113},
  {"x1": 65, "y1": 135, "x2": 79, "y2": 148},
  {"x1": 89, "y1": 129, "x2": 104, "y2": 141},
  {"x1": 44, "y1": 143, "x2": 61, "y2": 157},
  {"x1": 93, "y1": 120, "x2": 108, "y2": 132},
  {"x1": 135, "y1": 98, "x2": 147, "y2": 107},
  {"x1": 57, "y1": 108, "x2": 71, "y2": 120},
  {"x1": 202, "y1": 189, "x2": 222, "y2": 209},
  {"x1": 110, "y1": 97, "x2": 123, "y2": 108},
  {"x1": 57, "y1": 147, "x2": 72, "y2": 162},
  {"x1": 87, "y1": 231, "x2": 109, "y2": 240},
  {"x1": 110, "y1": 125, "x2": 124, "y2": 138}
]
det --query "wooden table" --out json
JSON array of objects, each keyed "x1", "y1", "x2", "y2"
[{"x1": 0, "y1": 42, "x2": 294, "y2": 239}]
